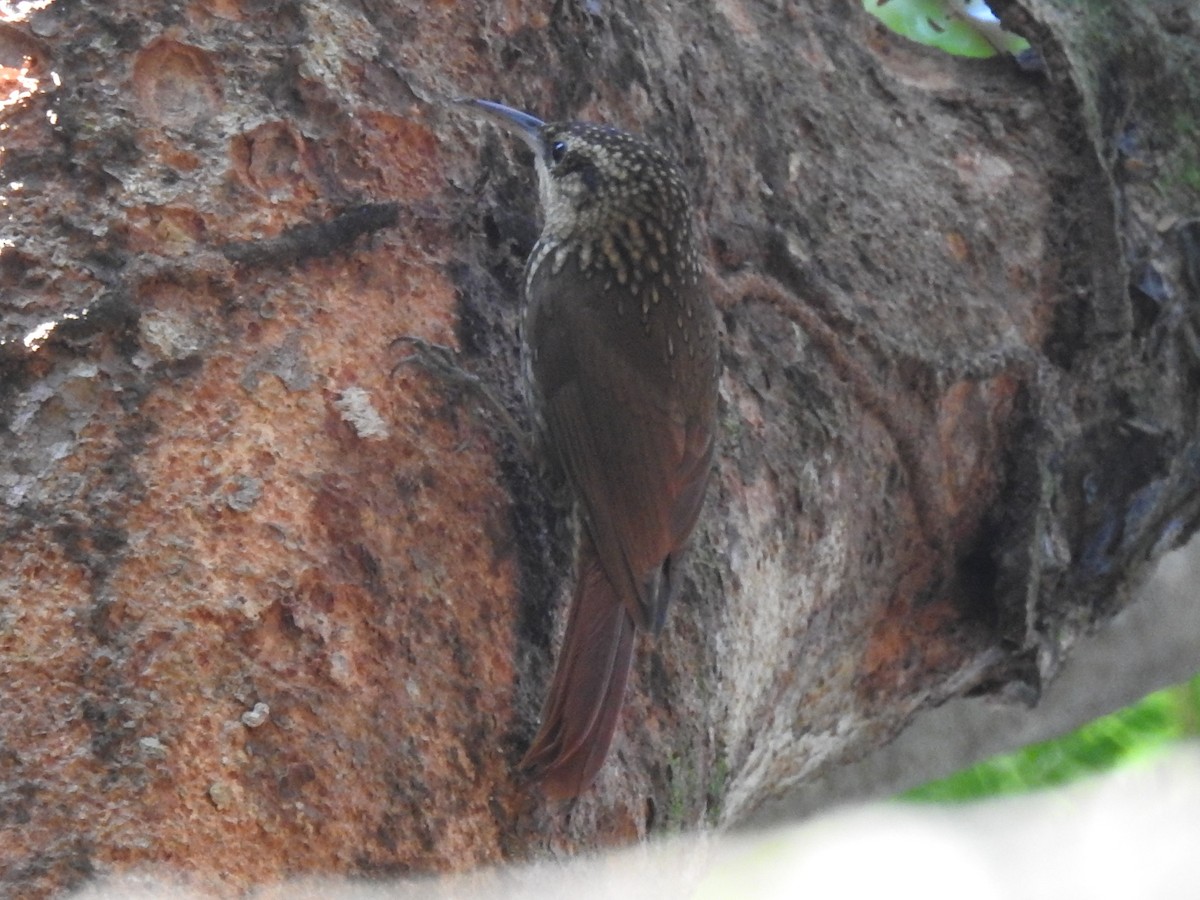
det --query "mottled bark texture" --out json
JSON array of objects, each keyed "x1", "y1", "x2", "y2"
[{"x1": 1, "y1": 0, "x2": 1198, "y2": 895}]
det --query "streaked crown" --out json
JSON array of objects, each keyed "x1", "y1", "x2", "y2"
[{"x1": 526, "y1": 122, "x2": 701, "y2": 308}]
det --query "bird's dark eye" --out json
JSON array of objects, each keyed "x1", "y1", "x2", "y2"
[{"x1": 549, "y1": 140, "x2": 568, "y2": 164}]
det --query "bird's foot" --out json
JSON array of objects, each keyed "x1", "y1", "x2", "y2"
[{"x1": 389, "y1": 335, "x2": 534, "y2": 460}]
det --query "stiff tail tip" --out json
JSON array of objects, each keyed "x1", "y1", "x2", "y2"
[{"x1": 519, "y1": 551, "x2": 637, "y2": 799}]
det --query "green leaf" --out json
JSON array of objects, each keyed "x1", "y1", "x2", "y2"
[
  {"x1": 863, "y1": 0, "x2": 1031, "y2": 59},
  {"x1": 900, "y1": 671, "x2": 1200, "y2": 803}
]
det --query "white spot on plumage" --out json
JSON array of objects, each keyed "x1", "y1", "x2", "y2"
[{"x1": 626, "y1": 217, "x2": 644, "y2": 251}]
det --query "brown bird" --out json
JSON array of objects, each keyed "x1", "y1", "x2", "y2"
[{"x1": 463, "y1": 100, "x2": 719, "y2": 798}]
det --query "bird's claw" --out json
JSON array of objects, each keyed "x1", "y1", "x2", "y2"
[{"x1": 389, "y1": 334, "x2": 531, "y2": 457}]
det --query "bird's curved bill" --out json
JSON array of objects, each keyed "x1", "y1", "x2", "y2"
[{"x1": 457, "y1": 99, "x2": 544, "y2": 150}]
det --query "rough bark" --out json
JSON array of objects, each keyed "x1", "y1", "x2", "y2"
[
  {"x1": 1, "y1": 0, "x2": 1197, "y2": 895},
  {"x1": 751, "y1": 534, "x2": 1200, "y2": 823}
]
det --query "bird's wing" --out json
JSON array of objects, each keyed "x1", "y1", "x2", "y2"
[{"x1": 533, "y1": 284, "x2": 714, "y2": 630}]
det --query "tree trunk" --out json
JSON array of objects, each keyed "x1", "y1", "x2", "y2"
[{"x1": 2, "y1": 0, "x2": 1197, "y2": 895}]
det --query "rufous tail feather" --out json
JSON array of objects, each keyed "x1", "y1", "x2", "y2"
[{"x1": 520, "y1": 538, "x2": 636, "y2": 799}]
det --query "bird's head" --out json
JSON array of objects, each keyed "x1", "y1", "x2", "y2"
[{"x1": 460, "y1": 99, "x2": 690, "y2": 244}]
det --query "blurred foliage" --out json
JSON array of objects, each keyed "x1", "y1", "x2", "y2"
[
  {"x1": 901, "y1": 672, "x2": 1200, "y2": 802},
  {"x1": 863, "y1": 0, "x2": 1031, "y2": 58}
]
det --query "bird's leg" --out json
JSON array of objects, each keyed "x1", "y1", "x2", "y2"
[{"x1": 389, "y1": 335, "x2": 535, "y2": 462}]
